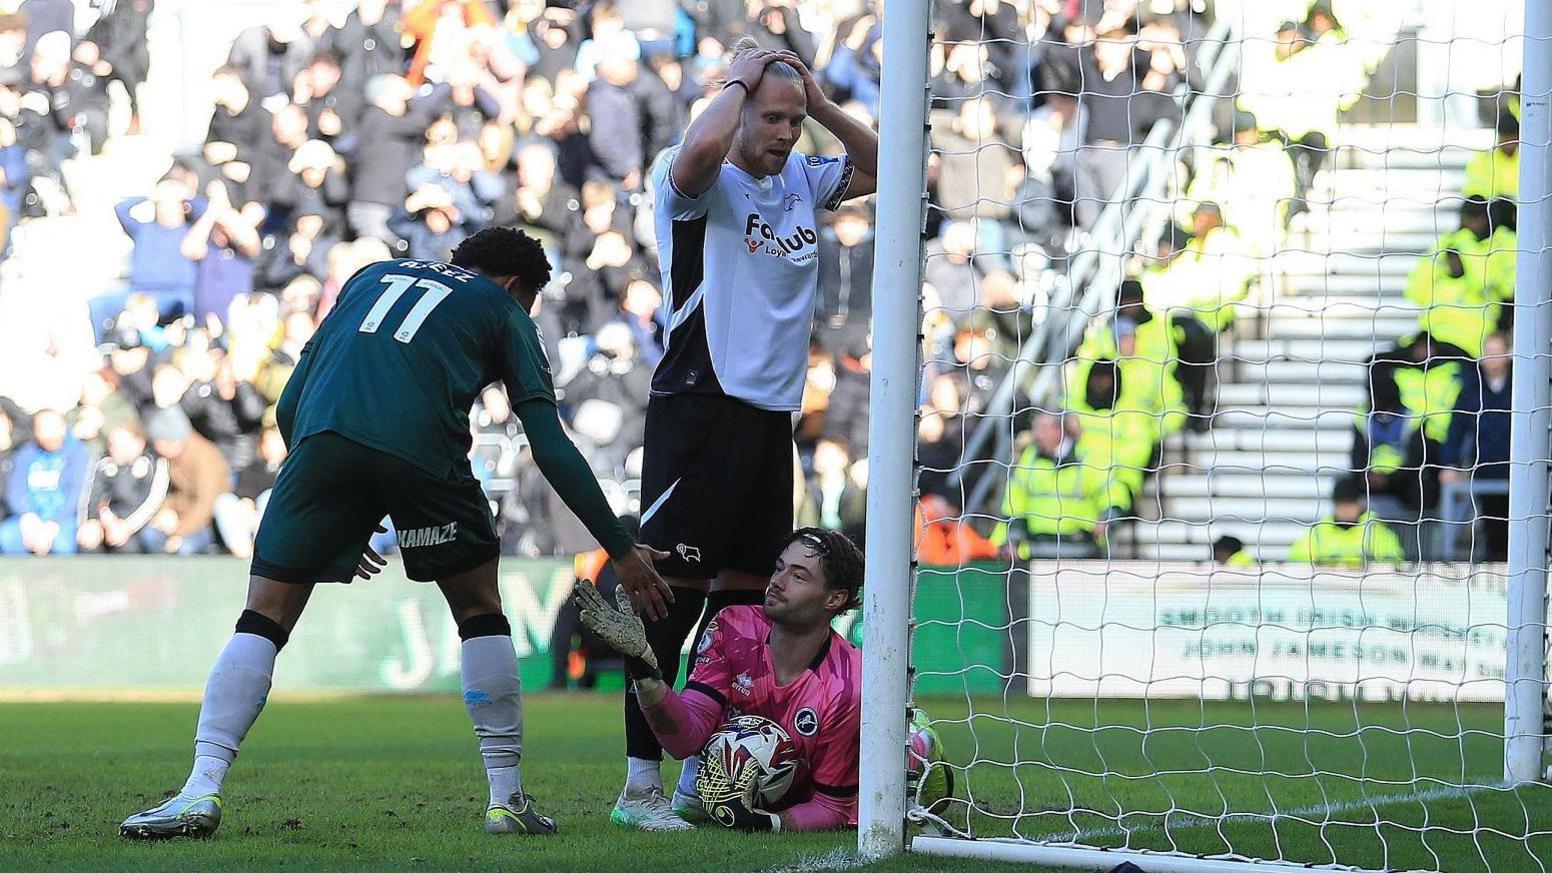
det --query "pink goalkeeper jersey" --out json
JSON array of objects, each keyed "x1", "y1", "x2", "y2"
[{"x1": 684, "y1": 605, "x2": 862, "y2": 817}]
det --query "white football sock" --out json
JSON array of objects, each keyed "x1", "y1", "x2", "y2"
[
  {"x1": 626, "y1": 757, "x2": 662, "y2": 794},
  {"x1": 461, "y1": 635, "x2": 524, "y2": 804},
  {"x1": 188, "y1": 632, "x2": 277, "y2": 795},
  {"x1": 675, "y1": 754, "x2": 701, "y2": 799},
  {"x1": 180, "y1": 755, "x2": 231, "y2": 799}
]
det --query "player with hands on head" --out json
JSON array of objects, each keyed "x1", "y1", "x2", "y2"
[
  {"x1": 580, "y1": 528, "x2": 866, "y2": 832},
  {"x1": 120, "y1": 226, "x2": 671, "y2": 842},
  {"x1": 617, "y1": 34, "x2": 878, "y2": 830}
]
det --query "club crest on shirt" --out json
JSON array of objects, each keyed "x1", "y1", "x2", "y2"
[
  {"x1": 793, "y1": 707, "x2": 819, "y2": 737},
  {"x1": 733, "y1": 672, "x2": 754, "y2": 697}
]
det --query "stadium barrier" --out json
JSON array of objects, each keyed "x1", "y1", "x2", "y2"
[
  {"x1": 1023, "y1": 562, "x2": 1509, "y2": 703},
  {"x1": 0, "y1": 558, "x2": 1011, "y2": 696}
]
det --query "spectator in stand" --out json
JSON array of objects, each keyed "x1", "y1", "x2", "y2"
[
  {"x1": 0, "y1": 402, "x2": 21, "y2": 523},
  {"x1": 84, "y1": 0, "x2": 153, "y2": 133},
  {"x1": 1463, "y1": 113, "x2": 1519, "y2": 203},
  {"x1": 101, "y1": 178, "x2": 200, "y2": 331},
  {"x1": 495, "y1": 141, "x2": 578, "y2": 251},
  {"x1": 406, "y1": 137, "x2": 501, "y2": 228},
  {"x1": 930, "y1": 96, "x2": 1020, "y2": 224},
  {"x1": 65, "y1": 37, "x2": 115, "y2": 155},
  {"x1": 68, "y1": 369, "x2": 138, "y2": 456},
  {"x1": 1072, "y1": 16, "x2": 1176, "y2": 231},
  {"x1": 183, "y1": 179, "x2": 262, "y2": 326},
  {"x1": 1142, "y1": 201, "x2": 1254, "y2": 333},
  {"x1": 1213, "y1": 535, "x2": 1254, "y2": 567},
  {"x1": 25, "y1": 31, "x2": 83, "y2": 209},
  {"x1": 179, "y1": 344, "x2": 265, "y2": 474},
  {"x1": 1441, "y1": 197, "x2": 1516, "y2": 319},
  {"x1": 914, "y1": 491, "x2": 998, "y2": 566},
  {"x1": 142, "y1": 406, "x2": 228, "y2": 555},
  {"x1": 608, "y1": 278, "x2": 664, "y2": 368},
  {"x1": 388, "y1": 182, "x2": 473, "y2": 261},
  {"x1": 0, "y1": 408, "x2": 90, "y2": 555},
  {"x1": 226, "y1": 19, "x2": 313, "y2": 102},
  {"x1": 204, "y1": 65, "x2": 271, "y2": 169},
  {"x1": 563, "y1": 322, "x2": 651, "y2": 475},
  {"x1": 1287, "y1": 476, "x2": 1405, "y2": 567},
  {"x1": 257, "y1": 206, "x2": 338, "y2": 290},
  {"x1": 1441, "y1": 332, "x2": 1513, "y2": 560},
  {"x1": 294, "y1": 50, "x2": 360, "y2": 143},
  {"x1": 213, "y1": 423, "x2": 286, "y2": 559},
  {"x1": 325, "y1": 0, "x2": 404, "y2": 91},
  {"x1": 19, "y1": 0, "x2": 74, "y2": 58},
  {"x1": 76, "y1": 420, "x2": 168, "y2": 554},
  {"x1": 585, "y1": 31, "x2": 678, "y2": 192},
  {"x1": 296, "y1": 138, "x2": 351, "y2": 227},
  {"x1": 0, "y1": 115, "x2": 30, "y2": 246},
  {"x1": 816, "y1": 202, "x2": 874, "y2": 352},
  {"x1": 821, "y1": 337, "x2": 870, "y2": 459},
  {"x1": 340, "y1": 74, "x2": 450, "y2": 242},
  {"x1": 798, "y1": 436, "x2": 866, "y2": 547},
  {"x1": 991, "y1": 410, "x2": 1125, "y2": 560},
  {"x1": 923, "y1": 220, "x2": 1006, "y2": 323},
  {"x1": 1402, "y1": 247, "x2": 1496, "y2": 359},
  {"x1": 1349, "y1": 366, "x2": 1429, "y2": 523}
]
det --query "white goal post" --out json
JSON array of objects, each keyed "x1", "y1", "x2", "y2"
[{"x1": 858, "y1": 0, "x2": 1552, "y2": 869}]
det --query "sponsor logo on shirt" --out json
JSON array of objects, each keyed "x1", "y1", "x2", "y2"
[
  {"x1": 793, "y1": 706, "x2": 819, "y2": 737},
  {"x1": 398, "y1": 522, "x2": 458, "y2": 549},
  {"x1": 733, "y1": 672, "x2": 755, "y2": 697},
  {"x1": 743, "y1": 213, "x2": 818, "y2": 262}
]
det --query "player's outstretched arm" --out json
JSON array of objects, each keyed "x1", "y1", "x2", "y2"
[{"x1": 516, "y1": 399, "x2": 674, "y2": 617}]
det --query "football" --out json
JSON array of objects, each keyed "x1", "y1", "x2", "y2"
[{"x1": 695, "y1": 714, "x2": 801, "y2": 812}]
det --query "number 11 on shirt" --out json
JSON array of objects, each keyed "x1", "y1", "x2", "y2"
[{"x1": 359, "y1": 274, "x2": 453, "y2": 344}]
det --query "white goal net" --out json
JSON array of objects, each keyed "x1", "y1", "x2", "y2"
[{"x1": 860, "y1": 1, "x2": 1552, "y2": 871}]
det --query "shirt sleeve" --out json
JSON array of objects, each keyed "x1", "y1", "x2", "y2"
[
  {"x1": 799, "y1": 153, "x2": 856, "y2": 213},
  {"x1": 683, "y1": 611, "x2": 737, "y2": 702},
  {"x1": 651, "y1": 146, "x2": 715, "y2": 221},
  {"x1": 499, "y1": 308, "x2": 558, "y2": 407}
]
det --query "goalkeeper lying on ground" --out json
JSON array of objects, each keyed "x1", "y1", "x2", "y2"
[{"x1": 575, "y1": 528, "x2": 864, "y2": 831}]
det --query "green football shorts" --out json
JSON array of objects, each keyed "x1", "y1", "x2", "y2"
[{"x1": 251, "y1": 431, "x2": 500, "y2": 584}]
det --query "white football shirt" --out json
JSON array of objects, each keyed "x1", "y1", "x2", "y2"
[{"x1": 649, "y1": 144, "x2": 854, "y2": 411}]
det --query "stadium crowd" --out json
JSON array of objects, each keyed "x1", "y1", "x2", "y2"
[{"x1": 0, "y1": 0, "x2": 1522, "y2": 567}]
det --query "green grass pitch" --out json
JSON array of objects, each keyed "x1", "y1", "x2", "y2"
[{"x1": 2, "y1": 694, "x2": 1547, "y2": 872}]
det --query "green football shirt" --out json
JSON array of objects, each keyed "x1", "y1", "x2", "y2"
[{"x1": 287, "y1": 258, "x2": 555, "y2": 479}]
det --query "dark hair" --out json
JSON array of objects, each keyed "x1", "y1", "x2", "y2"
[
  {"x1": 1460, "y1": 195, "x2": 1490, "y2": 224},
  {"x1": 784, "y1": 527, "x2": 865, "y2": 614},
  {"x1": 1332, "y1": 475, "x2": 1366, "y2": 506},
  {"x1": 1118, "y1": 278, "x2": 1145, "y2": 303},
  {"x1": 1213, "y1": 535, "x2": 1244, "y2": 557},
  {"x1": 451, "y1": 226, "x2": 552, "y2": 290}
]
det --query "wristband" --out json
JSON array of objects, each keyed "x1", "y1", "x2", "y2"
[
  {"x1": 723, "y1": 80, "x2": 750, "y2": 97},
  {"x1": 624, "y1": 654, "x2": 661, "y2": 682}
]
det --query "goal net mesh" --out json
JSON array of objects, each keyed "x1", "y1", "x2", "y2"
[{"x1": 902, "y1": 1, "x2": 1550, "y2": 869}]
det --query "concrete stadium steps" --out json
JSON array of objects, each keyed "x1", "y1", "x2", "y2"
[{"x1": 1116, "y1": 123, "x2": 1483, "y2": 561}]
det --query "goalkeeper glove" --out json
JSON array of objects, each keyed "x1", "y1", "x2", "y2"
[
  {"x1": 571, "y1": 578, "x2": 660, "y2": 681},
  {"x1": 707, "y1": 782, "x2": 780, "y2": 833}
]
